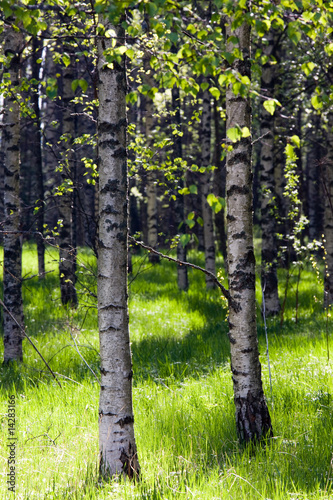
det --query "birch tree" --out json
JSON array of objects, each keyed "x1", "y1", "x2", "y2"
[
  {"x1": 201, "y1": 88, "x2": 216, "y2": 289},
  {"x1": 97, "y1": 15, "x2": 140, "y2": 478},
  {"x1": 143, "y1": 52, "x2": 160, "y2": 264},
  {"x1": 2, "y1": 22, "x2": 24, "y2": 363},
  {"x1": 225, "y1": 12, "x2": 272, "y2": 441},
  {"x1": 58, "y1": 42, "x2": 78, "y2": 307},
  {"x1": 324, "y1": 111, "x2": 333, "y2": 308},
  {"x1": 259, "y1": 30, "x2": 280, "y2": 316}
]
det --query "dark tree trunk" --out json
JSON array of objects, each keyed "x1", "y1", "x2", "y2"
[{"x1": 2, "y1": 22, "x2": 24, "y2": 364}]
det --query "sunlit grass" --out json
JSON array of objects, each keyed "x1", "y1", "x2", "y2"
[{"x1": 0, "y1": 242, "x2": 332, "y2": 499}]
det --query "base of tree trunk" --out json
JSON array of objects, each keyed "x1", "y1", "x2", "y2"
[
  {"x1": 99, "y1": 444, "x2": 140, "y2": 481},
  {"x1": 235, "y1": 392, "x2": 273, "y2": 443}
]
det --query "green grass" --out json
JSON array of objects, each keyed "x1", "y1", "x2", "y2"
[{"x1": 0, "y1": 243, "x2": 333, "y2": 499}]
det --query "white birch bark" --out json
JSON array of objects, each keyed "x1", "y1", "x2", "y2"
[
  {"x1": 97, "y1": 17, "x2": 140, "y2": 479},
  {"x1": 324, "y1": 112, "x2": 333, "y2": 308},
  {"x1": 201, "y1": 89, "x2": 216, "y2": 288},
  {"x1": 259, "y1": 31, "x2": 280, "y2": 316},
  {"x1": 2, "y1": 23, "x2": 24, "y2": 363},
  {"x1": 226, "y1": 16, "x2": 272, "y2": 442}
]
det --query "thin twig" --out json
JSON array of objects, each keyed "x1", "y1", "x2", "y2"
[
  {"x1": 0, "y1": 298, "x2": 62, "y2": 389},
  {"x1": 129, "y1": 236, "x2": 239, "y2": 312},
  {"x1": 68, "y1": 325, "x2": 101, "y2": 385}
]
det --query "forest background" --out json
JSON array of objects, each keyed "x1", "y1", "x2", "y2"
[{"x1": 1, "y1": 0, "x2": 333, "y2": 498}]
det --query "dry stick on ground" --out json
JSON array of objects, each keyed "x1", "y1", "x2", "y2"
[
  {"x1": 129, "y1": 236, "x2": 240, "y2": 312},
  {"x1": 0, "y1": 298, "x2": 62, "y2": 388}
]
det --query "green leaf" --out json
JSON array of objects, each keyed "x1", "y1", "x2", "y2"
[
  {"x1": 290, "y1": 135, "x2": 300, "y2": 148},
  {"x1": 147, "y1": 2, "x2": 158, "y2": 16},
  {"x1": 189, "y1": 184, "x2": 198, "y2": 194},
  {"x1": 126, "y1": 48, "x2": 135, "y2": 60},
  {"x1": 241, "y1": 127, "x2": 251, "y2": 138},
  {"x1": 209, "y1": 87, "x2": 220, "y2": 99},
  {"x1": 301, "y1": 62, "x2": 315, "y2": 76},
  {"x1": 227, "y1": 127, "x2": 242, "y2": 143},
  {"x1": 197, "y1": 217, "x2": 204, "y2": 226},
  {"x1": 263, "y1": 99, "x2": 278, "y2": 115},
  {"x1": 185, "y1": 219, "x2": 195, "y2": 229},
  {"x1": 325, "y1": 43, "x2": 333, "y2": 56},
  {"x1": 187, "y1": 211, "x2": 195, "y2": 220},
  {"x1": 63, "y1": 54, "x2": 71, "y2": 68},
  {"x1": 180, "y1": 234, "x2": 191, "y2": 247},
  {"x1": 311, "y1": 95, "x2": 323, "y2": 110}
]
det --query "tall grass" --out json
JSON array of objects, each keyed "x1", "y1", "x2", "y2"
[{"x1": 0, "y1": 243, "x2": 332, "y2": 499}]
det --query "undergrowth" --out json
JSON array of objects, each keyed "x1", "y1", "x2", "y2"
[{"x1": 0, "y1": 242, "x2": 332, "y2": 499}]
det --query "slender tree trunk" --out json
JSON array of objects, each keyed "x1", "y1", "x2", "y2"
[
  {"x1": 58, "y1": 44, "x2": 78, "y2": 307},
  {"x1": 97, "y1": 16, "x2": 140, "y2": 479},
  {"x1": 225, "y1": 15, "x2": 272, "y2": 442},
  {"x1": 143, "y1": 54, "x2": 159, "y2": 263},
  {"x1": 324, "y1": 112, "x2": 333, "y2": 308},
  {"x1": 2, "y1": 23, "x2": 24, "y2": 364},
  {"x1": 31, "y1": 37, "x2": 45, "y2": 278},
  {"x1": 307, "y1": 113, "x2": 323, "y2": 241},
  {"x1": 259, "y1": 31, "x2": 280, "y2": 316},
  {"x1": 172, "y1": 84, "x2": 188, "y2": 290},
  {"x1": 201, "y1": 89, "x2": 216, "y2": 288},
  {"x1": 213, "y1": 98, "x2": 227, "y2": 266}
]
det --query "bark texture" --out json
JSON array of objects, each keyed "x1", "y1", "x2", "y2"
[
  {"x1": 31, "y1": 37, "x2": 45, "y2": 278},
  {"x1": 259, "y1": 31, "x2": 280, "y2": 316},
  {"x1": 172, "y1": 83, "x2": 188, "y2": 291},
  {"x1": 226, "y1": 17, "x2": 272, "y2": 442},
  {"x1": 97, "y1": 18, "x2": 140, "y2": 479},
  {"x1": 324, "y1": 112, "x2": 333, "y2": 308},
  {"x1": 143, "y1": 54, "x2": 159, "y2": 263},
  {"x1": 58, "y1": 45, "x2": 78, "y2": 307},
  {"x1": 201, "y1": 89, "x2": 216, "y2": 288},
  {"x1": 2, "y1": 23, "x2": 24, "y2": 363}
]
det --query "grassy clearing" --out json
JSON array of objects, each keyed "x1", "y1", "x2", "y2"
[{"x1": 0, "y1": 243, "x2": 332, "y2": 499}]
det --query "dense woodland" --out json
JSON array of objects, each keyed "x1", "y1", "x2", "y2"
[{"x1": 1, "y1": 0, "x2": 333, "y2": 496}]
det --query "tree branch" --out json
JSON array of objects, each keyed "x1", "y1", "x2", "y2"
[
  {"x1": 129, "y1": 236, "x2": 240, "y2": 312},
  {"x1": 0, "y1": 298, "x2": 62, "y2": 388}
]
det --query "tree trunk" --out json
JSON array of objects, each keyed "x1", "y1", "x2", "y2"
[
  {"x1": 306, "y1": 112, "x2": 324, "y2": 241},
  {"x1": 213, "y1": 98, "x2": 227, "y2": 267},
  {"x1": 225, "y1": 15, "x2": 272, "y2": 442},
  {"x1": 97, "y1": 16, "x2": 140, "y2": 479},
  {"x1": 172, "y1": 84, "x2": 188, "y2": 290},
  {"x1": 58, "y1": 44, "x2": 78, "y2": 307},
  {"x1": 31, "y1": 37, "x2": 45, "y2": 278},
  {"x1": 143, "y1": 54, "x2": 159, "y2": 263},
  {"x1": 259, "y1": 31, "x2": 280, "y2": 316},
  {"x1": 201, "y1": 89, "x2": 216, "y2": 288},
  {"x1": 324, "y1": 111, "x2": 333, "y2": 308},
  {"x1": 2, "y1": 22, "x2": 24, "y2": 364}
]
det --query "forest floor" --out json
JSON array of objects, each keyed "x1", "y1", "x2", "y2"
[{"x1": 0, "y1": 242, "x2": 332, "y2": 499}]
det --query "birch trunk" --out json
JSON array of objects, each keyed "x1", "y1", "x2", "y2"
[
  {"x1": 324, "y1": 112, "x2": 333, "y2": 308},
  {"x1": 97, "y1": 18, "x2": 140, "y2": 479},
  {"x1": 2, "y1": 23, "x2": 24, "y2": 363},
  {"x1": 172, "y1": 84, "x2": 188, "y2": 290},
  {"x1": 259, "y1": 31, "x2": 280, "y2": 316},
  {"x1": 58, "y1": 47, "x2": 78, "y2": 307},
  {"x1": 143, "y1": 54, "x2": 159, "y2": 263},
  {"x1": 31, "y1": 37, "x2": 45, "y2": 278},
  {"x1": 306, "y1": 113, "x2": 323, "y2": 241},
  {"x1": 226, "y1": 17, "x2": 272, "y2": 442},
  {"x1": 201, "y1": 89, "x2": 216, "y2": 288}
]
